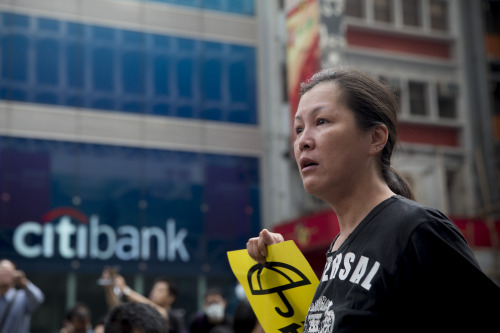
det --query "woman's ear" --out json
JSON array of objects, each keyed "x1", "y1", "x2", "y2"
[{"x1": 369, "y1": 124, "x2": 389, "y2": 154}]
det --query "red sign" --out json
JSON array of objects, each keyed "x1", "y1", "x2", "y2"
[
  {"x1": 274, "y1": 211, "x2": 500, "y2": 250},
  {"x1": 273, "y1": 210, "x2": 339, "y2": 252}
]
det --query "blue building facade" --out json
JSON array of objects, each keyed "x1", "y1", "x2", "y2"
[{"x1": 0, "y1": 1, "x2": 261, "y2": 331}]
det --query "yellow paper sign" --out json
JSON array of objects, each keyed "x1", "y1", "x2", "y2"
[{"x1": 227, "y1": 241, "x2": 319, "y2": 333}]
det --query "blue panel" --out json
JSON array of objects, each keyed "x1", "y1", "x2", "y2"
[
  {"x1": 203, "y1": 59, "x2": 221, "y2": 100},
  {"x1": 92, "y1": 26, "x2": 115, "y2": 41},
  {"x1": 145, "y1": 0, "x2": 255, "y2": 15},
  {"x1": 177, "y1": 58, "x2": 193, "y2": 98},
  {"x1": 0, "y1": 87, "x2": 26, "y2": 101},
  {"x1": 204, "y1": 41, "x2": 223, "y2": 52},
  {"x1": 35, "y1": 92, "x2": 58, "y2": 105},
  {"x1": 154, "y1": 56, "x2": 169, "y2": 96},
  {"x1": 38, "y1": 18, "x2": 59, "y2": 31},
  {"x1": 36, "y1": 39, "x2": 59, "y2": 85},
  {"x1": 152, "y1": 35, "x2": 172, "y2": 49},
  {"x1": 92, "y1": 98, "x2": 114, "y2": 110},
  {"x1": 66, "y1": 43, "x2": 85, "y2": 89},
  {"x1": 177, "y1": 105, "x2": 194, "y2": 118},
  {"x1": 1, "y1": 35, "x2": 28, "y2": 81},
  {"x1": 229, "y1": 62, "x2": 246, "y2": 102},
  {"x1": 177, "y1": 38, "x2": 197, "y2": 51},
  {"x1": 2, "y1": 12, "x2": 29, "y2": 28},
  {"x1": 122, "y1": 100, "x2": 143, "y2": 112},
  {"x1": 122, "y1": 51, "x2": 145, "y2": 94},
  {"x1": 67, "y1": 22, "x2": 85, "y2": 37},
  {"x1": 123, "y1": 30, "x2": 145, "y2": 45},
  {"x1": 66, "y1": 95, "x2": 85, "y2": 107},
  {"x1": 203, "y1": 0, "x2": 223, "y2": 11},
  {"x1": 228, "y1": 109, "x2": 250, "y2": 123},
  {"x1": 92, "y1": 48, "x2": 114, "y2": 91},
  {"x1": 202, "y1": 107, "x2": 222, "y2": 121},
  {"x1": 226, "y1": 0, "x2": 255, "y2": 15},
  {"x1": 152, "y1": 103, "x2": 169, "y2": 115}
]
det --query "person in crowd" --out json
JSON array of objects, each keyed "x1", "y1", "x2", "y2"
[
  {"x1": 207, "y1": 325, "x2": 232, "y2": 333},
  {"x1": 59, "y1": 303, "x2": 93, "y2": 333},
  {"x1": 188, "y1": 288, "x2": 231, "y2": 333},
  {"x1": 0, "y1": 259, "x2": 45, "y2": 333},
  {"x1": 246, "y1": 67, "x2": 500, "y2": 333},
  {"x1": 104, "y1": 302, "x2": 168, "y2": 333},
  {"x1": 100, "y1": 267, "x2": 184, "y2": 333},
  {"x1": 93, "y1": 316, "x2": 105, "y2": 333},
  {"x1": 232, "y1": 299, "x2": 264, "y2": 333}
]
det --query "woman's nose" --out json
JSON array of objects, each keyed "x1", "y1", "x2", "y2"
[{"x1": 296, "y1": 129, "x2": 314, "y2": 151}]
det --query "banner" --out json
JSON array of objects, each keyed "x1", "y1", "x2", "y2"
[
  {"x1": 286, "y1": 0, "x2": 321, "y2": 122},
  {"x1": 228, "y1": 241, "x2": 319, "y2": 333}
]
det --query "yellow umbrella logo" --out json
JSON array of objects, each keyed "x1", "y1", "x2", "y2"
[
  {"x1": 247, "y1": 262, "x2": 312, "y2": 318},
  {"x1": 228, "y1": 241, "x2": 319, "y2": 333}
]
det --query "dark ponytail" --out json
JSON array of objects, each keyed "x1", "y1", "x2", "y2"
[{"x1": 300, "y1": 67, "x2": 415, "y2": 200}]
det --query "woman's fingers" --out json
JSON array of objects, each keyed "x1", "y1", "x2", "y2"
[{"x1": 246, "y1": 229, "x2": 284, "y2": 264}]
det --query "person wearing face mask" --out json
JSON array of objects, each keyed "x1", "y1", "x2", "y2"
[{"x1": 188, "y1": 288, "x2": 231, "y2": 333}]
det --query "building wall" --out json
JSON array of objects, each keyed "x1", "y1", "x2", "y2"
[{"x1": 0, "y1": 0, "x2": 263, "y2": 331}]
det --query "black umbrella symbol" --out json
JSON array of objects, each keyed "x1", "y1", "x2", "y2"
[{"x1": 247, "y1": 262, "x2": 311, "y2": 318}]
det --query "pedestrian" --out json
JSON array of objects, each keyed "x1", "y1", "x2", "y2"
[
  {"x1": 100, "y1": 267, "x2": 184, "y2": 333},
  {"x1": 0, "y1": 259, "x2": 45, "y2": 333},
  {"x1": 188, "y1": 288, "x2": 231, "y2": 333},
  {"x1": 246, "y1": 67, "x2": 500, "y2": 333},
  {"x1": 104, "y1": 302, "x2": 168, "y2": 333},
  {"x1": 93, "y1": 316, "x2": 105, "y2": 333},
  {"x1": 59, "y1": 303, "x2": 93, "y2": 333}
]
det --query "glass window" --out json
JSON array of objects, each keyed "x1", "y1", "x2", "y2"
[
  {"x1": 374, "y1": 0, "x2": 393, "y2": 23},
  {"x1": 409, "y1": 81, "x2": 428, "y2": 116},
  {"x1": 429, "y1": 0, "x2": 448, "y2": 31},
  {"x1": 345, "y1": 0, "x2": 365, "y2": 18},
  {"x1": 437, "y1": 82, "x2": 458, "y2": 118},
  {"x1": 402, "y1": 0, "x2": 421, "y2": 27},
  {"x1": 379, "y1": 76, "x2": 401, "y2": 110}
]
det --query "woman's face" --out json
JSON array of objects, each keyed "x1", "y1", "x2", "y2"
[
  {"x1": 149, "y1": 281, "x2": 170, "y2": 307},
  {"x1": 293, "y1": 82, "x2": 372, "y2": 200}
]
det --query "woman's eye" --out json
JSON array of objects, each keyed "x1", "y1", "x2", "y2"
[
  {"x1": 295, "y1": 127, "x2": 303, "y2": 134},
  {"x1": 317, "y1": 118, "x2": 327, "y2": 125}
]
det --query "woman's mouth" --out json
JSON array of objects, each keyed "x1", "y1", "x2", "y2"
[{"x1": 300, "y1": 157, "x2": 318, "y2": 171}]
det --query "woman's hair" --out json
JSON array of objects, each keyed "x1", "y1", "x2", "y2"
[
  {"x1": 300, "y1": 67, "x2": 414, "y2": 200},
  {"x1": 232, "y1": 299, "x2": 258, "y2": 333},
  {"x1": 105, "y1": 302, "x2": 168, "y2": 333}
]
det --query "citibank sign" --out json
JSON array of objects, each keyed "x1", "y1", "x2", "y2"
[{"x1": 12, "y1": 208, "x2": 190, "y2": 262}]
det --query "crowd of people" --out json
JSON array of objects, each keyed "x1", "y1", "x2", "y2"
[{"x1": 0, "y1": 259, "x2": 261, "y2": 333}]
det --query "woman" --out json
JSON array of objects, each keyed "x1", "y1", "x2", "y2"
[{"x1": 247, "y1": 67, "x2": 500, "y2": 332}]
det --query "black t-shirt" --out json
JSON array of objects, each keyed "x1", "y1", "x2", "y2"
[{"x1": 303, "y1": 196, "x2": 500, "y2": 333}]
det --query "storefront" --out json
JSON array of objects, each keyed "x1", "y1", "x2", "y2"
[{"x1": 0, "y1": 137, "x2": 261, "y2": 331}]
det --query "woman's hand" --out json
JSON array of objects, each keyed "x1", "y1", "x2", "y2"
[
  {"x1": 113, "y1": 275, "x2": 127, "y2": 291},
  {"x1": 246, "y1": 229, "x2": 284, "y2": 264}
]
